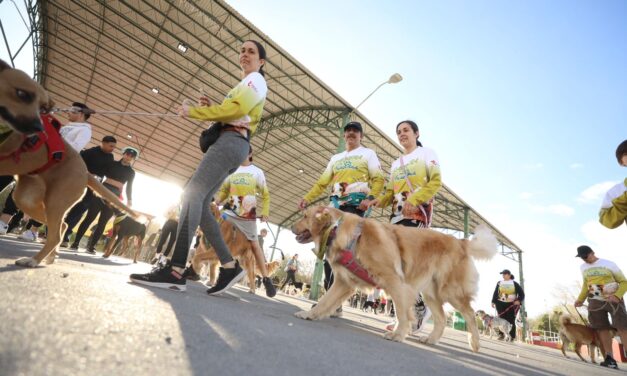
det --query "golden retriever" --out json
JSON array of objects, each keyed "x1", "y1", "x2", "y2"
[
  {"x1": 559, "y1": 314, "x2": 608, "y2": 363},
  {"x1": 291, "y1": 206, "x2": 498, "y2": 352},
  {"x1": 0, "y1": 59, "x2": 136, "y2": 267}
]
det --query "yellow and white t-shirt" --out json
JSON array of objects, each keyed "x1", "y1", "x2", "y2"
[
  {"x1": 187, "y1": 72, "x2": 267, "y2": 135},
  {"x1": 217, "y1": 164, "x2": 270, "y2": 220},
  {"x1": 577, "y1": 258, "x2": 627, "y2": 302},
  {"x1": 304, "y1": 146, "x2": 384, "y2": 203},
  {"x1": 497, "y1": 280, "x2": 518, "y2": 302},
  {"x1": 377, "y1": 146, "x2": 442, "y2": 223}
]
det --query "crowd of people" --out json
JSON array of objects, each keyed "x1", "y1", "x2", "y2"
[{"x1": 2, "y1": 37, "x2": 625, "y2": 369}]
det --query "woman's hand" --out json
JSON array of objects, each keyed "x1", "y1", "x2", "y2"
[
  {"x1": 402, "y1": 201, "x2": 420, "y2": 217},
  {"x1": 513, "y1": 300, "x2": 521, "y2": 306},
  {"x1": 298, "y1": 199, "x2": 309, "y2": 210},
  {"x1": 260, "y1": 215, "x2": 268, "y2": 223},
  {"x1": 199, "y1": 95, "x2": 211, "y2": 107}
]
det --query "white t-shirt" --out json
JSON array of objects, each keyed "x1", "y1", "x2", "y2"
[{"x1": 59, "y1": 122, "x2": 92, "y2": 151}]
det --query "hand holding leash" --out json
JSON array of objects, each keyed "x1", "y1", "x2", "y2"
[{"x1": 298, "y1": 199, "x2": 308, "y2": 210}]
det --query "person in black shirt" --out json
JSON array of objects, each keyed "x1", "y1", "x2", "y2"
[
  {"x1": 62, "y1": 136, "x2": 117, "y2": 248},
  {"x1": 82, "y1": 147, "x2": 136, "y2": 254}
]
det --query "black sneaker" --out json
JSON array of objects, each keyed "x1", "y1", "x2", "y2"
[
  {"x1": 600, "y1": 355, "x2": 619, "y2": 369},
  {"x1": 60, "y1": 242, "x2": 69, "y2": 248},
  {"x1": 182, "y1": 265, "x2": 200, "y2": 281},
  {"x1": 262, "y1": 277, "x2": 276, "y2": 298},
  {"x1": 129, "y1": 263, "x2": 186, "y2": 292},
  {"x1": 69, "y1": 244, "x2": 79, "y2": 251},
  {"x1": 85, "y1": 249, "x2": 96, "y2": 255},
  {"x1": 206, "y1": 261, "x2": 245, "y2": 295}
]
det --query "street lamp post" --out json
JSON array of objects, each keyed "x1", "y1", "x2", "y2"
[{"x1": 308, "y1": 73, "x2": 403, "y2": 302}]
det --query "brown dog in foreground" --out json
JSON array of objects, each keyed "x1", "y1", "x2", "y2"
[
  {"x1": 291, "y1": 206, "x2": 498, "y2": 352},
  {"x1": 559, "y1": 314, "x2": 608, "y2": 363},
  {"x1": 0, "y1": 59, "x2": 136, "y2": 267}
]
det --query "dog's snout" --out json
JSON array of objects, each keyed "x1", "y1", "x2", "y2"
[{"x1": 16, "y1": 116, "x2": 43, "y2": 134}]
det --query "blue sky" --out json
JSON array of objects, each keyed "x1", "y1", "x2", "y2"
[{"x1": 1, "y1": 1, "x2": 625, "y2": 318}]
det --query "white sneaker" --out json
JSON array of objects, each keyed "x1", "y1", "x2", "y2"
[
  {"x1": 18, "y1": 229, "x2": 36, "y2": 241},
  {"x1": 0, "y1": 220, "x2": 8, "y2": 235}
]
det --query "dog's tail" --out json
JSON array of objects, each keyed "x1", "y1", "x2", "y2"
[
  {"x1": 87, "y1": 175, "x2": 138, "y2": 218},
  {"x1": 559, "y1": 314, "x2": 574, "y2": 327},
  {"x1": 466, "y1": 224, "x2": 498, "y2": 261}
]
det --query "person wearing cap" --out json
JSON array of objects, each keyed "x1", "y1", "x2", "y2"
[
  {"x1": 81, "y1": 146, "x2": 137, "y2": 254},
  {"x1": 490, "y1": 269, "x2": 525, "y2": 341},
  {"x1": 369, "y1": 120, "x2": 442, "y2": 334},
  {"x1": 299, "y1": 120, "x2": 385, "y2": 315},
  {"x1": 599, "y1": 139, "x2": 627, "y2": 229},
  {"x1": 61, "y1": 136, "x2": 117, "y2": 247},
  {"x1": 574, "y1": 245, "x2": 627, "y2": 369}
]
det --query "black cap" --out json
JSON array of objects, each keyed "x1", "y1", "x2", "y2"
[
  {"x1": 499, "y1": 269, "x2": 511, "y2": 275},
  {"x1": 102, "y1": 135, "x2": 117, "y2": 143},
  {"x1": 576, "y1": 245, "x2": 593, "y2": 258},
  {"x1": 344, "y1": 121, "x2": 363, "y2": 133}
]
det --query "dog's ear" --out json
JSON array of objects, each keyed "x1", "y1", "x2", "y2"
[
  {"x1": 315, "y1": 207, "x2": 332, "y2": 222},
  {"x1": 0, "y1": 59, "x2": 10, "y2": 72}
]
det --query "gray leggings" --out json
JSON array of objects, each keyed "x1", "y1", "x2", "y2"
[{"x1": 170, "y1": 131, "x2": 249, "y2": 268}]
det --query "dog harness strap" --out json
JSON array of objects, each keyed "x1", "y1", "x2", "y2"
[
  {"x1": 27, "y1": 114, "x2": 66, "y2": 175},
  {"x1": 335, "y1": 220, "x2": 377, "y2": 286},
  {"x1": 338, "y1": 250, "x2": 377, "y2": 286}
]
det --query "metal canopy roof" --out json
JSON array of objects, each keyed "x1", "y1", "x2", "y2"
[{"x1": 30, "y1": 0, "x2": 521, "y2": 257}]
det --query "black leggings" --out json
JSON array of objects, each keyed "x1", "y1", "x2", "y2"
[
  {"x1": 156, "y1": 219, "x2": 178, "y2": 257},
  {"x1": 281, "y1": 270, "x2": 297, "y2": 290},
  {"x1": 324, "y1": 205, "x2": 365, "y2": 291},
  {"x1": 63, "y1": 189, "x2": 96, "y2": 243}
]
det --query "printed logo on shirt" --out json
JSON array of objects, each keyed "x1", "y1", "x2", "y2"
[{"x1": 247, "y1": 80, "x2": 258, "y2": 93}]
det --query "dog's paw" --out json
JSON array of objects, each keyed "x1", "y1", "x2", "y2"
[
  {"x1": 248, "y1": 290, "x2": 256, "y2": 294},
  {"x1": 15, "y1": 257, "x2": 40, "y2": 268},
  {"x1": 417, "y1": 335, "x2": 439, "y2": 345},
  {"x1": 294, "y1": 310, "x2": 314, "y2": 320},
  {"x1": 383, "y1": 331, "x2": 406, "y2": 342}
]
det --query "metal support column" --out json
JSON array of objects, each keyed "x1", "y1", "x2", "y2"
[
  {"x1": 463, "y1": 207, "x2": 470, "y2": 238},
  {"x1": 518, "y1": 251, "x2": 527, "y2": 342},
  {"x1": 268, "y1": 226, "x2": 282, "y2": 262}
]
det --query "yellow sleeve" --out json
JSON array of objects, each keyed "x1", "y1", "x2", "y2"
[
  {"x1": 303, "y1": 163, "x2": 334, "y2": 203},
  {"x1": 369, "y1": 173, "x2": 385, "y2": 198},
  {"x1": 599, "y1": 191, "x2": 627, "y2": 229},
  {"x1": 258, "y1": 180, "x2": 271, "y2": 218},
  {"x1": 187, "y1": 85, "x2": 262, "y2": 124},
  {"x1": 612, "y1": 268, "x2": 627, "y2": 299},
  {"x1": 376, "y1": 180, "x2": 395, "y2": 208},
  {"x1": 216, "y1": 180, "x2": 230, "y2": 204},
  {"x1": 576, "y1": 278, "x2": 588, "y2": 303},
  {"x1": 408, "y1": 165, "x2": 442, "y2": 206}
]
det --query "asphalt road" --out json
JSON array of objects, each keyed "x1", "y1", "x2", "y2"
[{"x1": 0, "y1": 236, "x2": 623, "y2": 376}]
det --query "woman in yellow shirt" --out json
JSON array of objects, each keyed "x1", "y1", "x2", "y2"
[{"x1": 131, "y1": 40, "x2": 272, "y2": 297}]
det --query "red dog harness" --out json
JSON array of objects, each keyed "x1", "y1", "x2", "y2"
[
  {"x1": 0, "y1": 114, "x2": 65, "y2": 174},
  {"x1": 318, "y1": 218, "x2": 378, "y2": 286}
]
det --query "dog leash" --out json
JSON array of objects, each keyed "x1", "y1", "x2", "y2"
[{"x1": 50, "y1": 107, "x2": 180, "y2": 118}]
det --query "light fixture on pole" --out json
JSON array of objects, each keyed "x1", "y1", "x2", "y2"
[{"x1": 353, "y1": 73, "x2": 403, "y2": 112}]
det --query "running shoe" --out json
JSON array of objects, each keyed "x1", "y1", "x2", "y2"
[
  {"x1": 129, "y1": 262, "x2": 186, "y2": 291},
  {"x1": 206, "y1": 261, "x2": 245, "y2": 295}
]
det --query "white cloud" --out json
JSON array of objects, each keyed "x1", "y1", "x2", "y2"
[
  {"x1": 569, "y1": 163, "x2": 584, "y2": 169},
  {"x1": 522, "y1": 163, "x2": 544, "y2": 170},
  {"x1": 519, "y1": 192, "x2": 533, "y2": 200},
  {"x1": 577, "y1": 181, "x2": 617, "y2": 204},
  {"x1": 530, "y1": 204, "x2": 575, "y2": 216}
]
